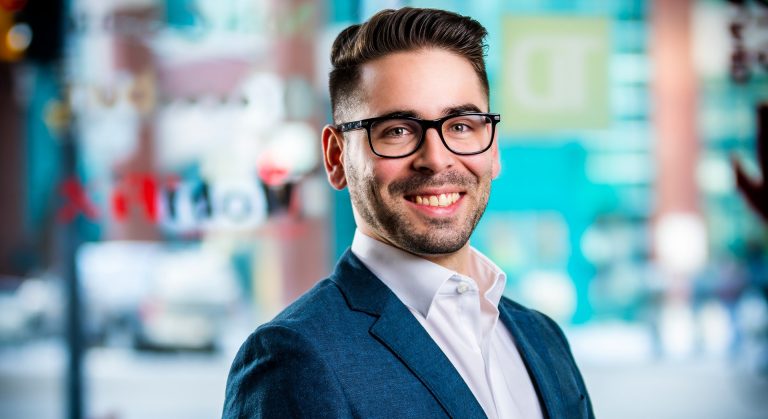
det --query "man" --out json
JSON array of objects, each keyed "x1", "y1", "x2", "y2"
[{"x1": 224, "y1": 7, "x2": 594, "y2": 418}]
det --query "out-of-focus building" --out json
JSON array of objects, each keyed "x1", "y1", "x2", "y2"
[{"x1": 0, "y1": 1, "x2": 767, "y2": 418}]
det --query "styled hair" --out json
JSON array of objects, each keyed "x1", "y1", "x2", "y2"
[{"x1": 328, "y1": 7, "x2": 489, "y2": 122}]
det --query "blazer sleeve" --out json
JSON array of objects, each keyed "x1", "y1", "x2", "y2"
[{"x1": 222, "y1": 323, "x2": 354, "y2": 419}]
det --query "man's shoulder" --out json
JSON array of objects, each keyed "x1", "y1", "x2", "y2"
[
  {"x1": 235, "y1": 275, "x2": 382, "y2": 370},
  {"x1": 266, "y1": 278, "x2": 348, "y2": 328},
  {"x1": 252, "y1": 275, "x2": 372, "y2": 341}
]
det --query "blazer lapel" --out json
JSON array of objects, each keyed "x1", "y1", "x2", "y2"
[
  {"x1": 331, "y1": 250, "x2": 486, "y2": 419},
  {"x1": 498, "y1": 303, "x2": 578, "y2": 419},
  {"x1": 370, "y1": 297, "x2": 487, "y2": 418}
]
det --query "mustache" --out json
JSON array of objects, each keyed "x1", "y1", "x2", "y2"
[{"x1": 388, "y1": 171, "x2": 476, "y2": 195}]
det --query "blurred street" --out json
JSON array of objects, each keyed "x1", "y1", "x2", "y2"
[
  {"x1": 0, "y1": 340, "x2": 231, "y2": 419},
  {"x1": 585, "y1": 360, "x2": 768, "y2": 419},
  {"x1": 2, "y1": 334, "x2": 767, "y2": 419}
]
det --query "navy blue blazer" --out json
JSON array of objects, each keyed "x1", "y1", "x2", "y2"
[{"x1": 223, "y1": 250, "x2": 594, "y2": 418}]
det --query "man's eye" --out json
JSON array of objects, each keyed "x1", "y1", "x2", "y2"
[
  {"x1": 385, "y1": 126, "x2": 410, "y2": 136},
  {"x1": 449, "y1": 123, "x2": 470, "y2": 133}
]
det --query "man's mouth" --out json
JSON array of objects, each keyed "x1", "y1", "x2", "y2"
[{"x1": 407, "y1": 192, "x2": 461, "y2": 207}]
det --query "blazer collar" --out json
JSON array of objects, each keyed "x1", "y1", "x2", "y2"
[
  {"x1": 498, "y1": 302, "x2": 578, "y2": 419},
  {"x1": 330, "y1": 250, "x2": 487, "y2": 419}
]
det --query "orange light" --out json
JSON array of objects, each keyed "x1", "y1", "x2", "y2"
[{"x1": 0, "y1": 9, "x2": 22, "y2": 61}]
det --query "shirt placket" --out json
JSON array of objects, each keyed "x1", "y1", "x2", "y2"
[{"x1": 455, "y1": 276, "x2": 505, "y2": 419}]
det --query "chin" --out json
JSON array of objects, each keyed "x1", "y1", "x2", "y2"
[{"x1": 394, "y1": 230, "x2": 470, "y2": 255}]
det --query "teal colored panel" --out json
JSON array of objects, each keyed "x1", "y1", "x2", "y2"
[
  {"x1": 565, "y1": 214, "x2": 594, "y2": 324},
  {"x1": 488, "y1": 143, "x2": 589, "y2": 212},
  {"x1": 165, "y1": 0, "x2": 200, "y2": 27},
  {"x1": 329, "y1": 0, "x2": 360, "y2": 23},
  {"x1": 475, "y1": 142, "x2": 598, "y2": 323},
  {"x1": 25, "y1": 66, "x2": 62, "y2": 235},
  {"x1": 332, "y1": 189, "x2": 356, "y2": 261}
]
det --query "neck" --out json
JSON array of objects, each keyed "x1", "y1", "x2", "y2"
[{"x1": 419, "y1": 245, "x2": 472, "y2": 277}]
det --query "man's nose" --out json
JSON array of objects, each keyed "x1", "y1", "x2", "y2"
[{"x1": 411, "y1": 127, "x2": 454, "y2": 174}]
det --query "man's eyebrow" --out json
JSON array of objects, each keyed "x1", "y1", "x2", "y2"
[
  {"x1": 373, "y1": 109, "x2": 419, "y2": 119},
  {"x1": 373, "y1": 104, "x2": 484, "y2": 120},
  {"x1": 442, "y1": 104, "x2": 483, "y2": 115}
]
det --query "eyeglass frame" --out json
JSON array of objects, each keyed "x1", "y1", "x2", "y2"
[{"x1": 335, "y1": 112, "x2": 501, "y2": 159}]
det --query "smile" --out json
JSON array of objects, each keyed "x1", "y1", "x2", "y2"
[{"x1": 410, "y1": 192, "x2": 461, "y2": 207}]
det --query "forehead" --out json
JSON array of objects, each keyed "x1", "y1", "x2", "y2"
[{"x1": 356, "y1": 48, "x2": 488, "y2": 119}]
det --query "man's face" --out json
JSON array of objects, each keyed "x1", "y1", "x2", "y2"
[{"x1": 324, "y1": 48, "x2": 499, "y2": 256}]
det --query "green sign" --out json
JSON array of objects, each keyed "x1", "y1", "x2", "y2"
[{"x1": 500, "y1": 17, "x2": 610, "y2": 132}]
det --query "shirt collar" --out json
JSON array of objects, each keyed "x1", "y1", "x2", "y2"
[
  {"x1": 468, "y1": 247, "x2": 507, "y2": 309},
  {"x1": 350, "y1": 229, "x2": 507, "y2": 317}
]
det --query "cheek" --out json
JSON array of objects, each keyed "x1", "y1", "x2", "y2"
[
  {"x1": 369, "y1": 161, "x2": 404, "y2": 192},
  {"x1": 345, "y1": 149, "x2": 388, "y2": 194},
  {"x1": 462, "y1": 156, "x2": 496, "y2": 179}
]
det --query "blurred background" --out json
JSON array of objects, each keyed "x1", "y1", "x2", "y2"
[{"x1": 0, "y1": 0, "x2": 767, "y2": 418}]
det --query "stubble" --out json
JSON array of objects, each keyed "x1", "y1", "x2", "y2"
[{"x1": 346, "y1": 158, "x2": 490, "y2": 256}]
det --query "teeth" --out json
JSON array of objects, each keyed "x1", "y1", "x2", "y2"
[{"x1": 412, "y1": 192, "x2": 460, "y2": 207}]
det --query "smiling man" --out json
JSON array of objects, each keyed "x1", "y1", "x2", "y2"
[{"x1": 223, "y1": 8, "x2": 594, "y2": 419}]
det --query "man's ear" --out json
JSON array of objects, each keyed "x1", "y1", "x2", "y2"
[{"x1": 322, "y1": 125, "x2": 347, "y2": 190}]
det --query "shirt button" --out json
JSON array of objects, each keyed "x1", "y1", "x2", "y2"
[{"x1": 456, "y1": 283, "x2": 469, "y2": 294}]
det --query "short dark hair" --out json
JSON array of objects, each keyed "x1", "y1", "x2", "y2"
[{"x1": 328, "y1": 7, "x2": 490, "y2": 123}]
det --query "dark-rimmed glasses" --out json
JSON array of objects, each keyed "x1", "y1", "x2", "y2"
[{"x1": 335, "y1": 112, "x2": 501, "y2": 158}]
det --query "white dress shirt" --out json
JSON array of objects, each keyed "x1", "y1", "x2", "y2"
[{"x1": 351, "y1": 230, "x2": 544, "y2": 419}]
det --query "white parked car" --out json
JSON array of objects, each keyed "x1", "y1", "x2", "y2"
[{"x1": 77, "y1": 241, "x2": 241, "y2": 351}]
